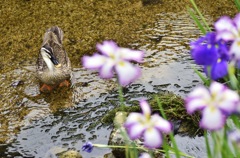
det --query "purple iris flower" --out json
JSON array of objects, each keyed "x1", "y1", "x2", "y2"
[
  {"x1": 82, "y1": 40, "x2": 144, "y2": 86},
  {"x1": 190, "y1": 32, "x2": 229, "y2": 80},
  {"x1": 185, "y1": 82, "x2": 239, "y2": 131},
  {"x1": 124, "y1": 100, "x2": 172, "y2": 149},
  {"x1": 82, "y1": 142, "x2": 94, "y2": 153},
  {"x1": 215, "y1": 13, "x2": 240, "y2": 67}
]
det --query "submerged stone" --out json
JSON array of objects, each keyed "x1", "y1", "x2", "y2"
[{"x1": 59, "y1": 150, "x2": 82, "y2": 158}]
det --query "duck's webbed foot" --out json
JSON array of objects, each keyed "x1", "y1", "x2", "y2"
[
  {"x1": 40, "y1": 84, "x2": 54, "y2": 92},
  {"x1": 59, "y1": 80, "x2": 70, "y2": 87}
]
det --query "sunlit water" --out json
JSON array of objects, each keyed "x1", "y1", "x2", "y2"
[{"x1": 1, "y1": 12, "x2": 209, "y2": 158}]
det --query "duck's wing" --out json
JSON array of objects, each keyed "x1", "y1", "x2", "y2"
[
  {"x1": 36, "y1": 51, "x2": 48, "y2": 72},
  {"x1": 52, "y1": 44, "x2": 71, "y2": 69}
]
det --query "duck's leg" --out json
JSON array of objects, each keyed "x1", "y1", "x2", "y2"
[
  {"x1": 59, "y1": 80, "x2": 70, "y2": 87},
  {"x1": 40, "y1": 84, "x2": 54, "y2": 92}
]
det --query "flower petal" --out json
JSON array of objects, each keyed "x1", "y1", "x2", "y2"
[
  {"x1": 209, "y1": 81, "x2": 225, "y2": 94},
  {"x1": 124, "y1": 113, "x2": 143, "y2": 127},
  {"x1": 207, "y1": 60, "x2": 228, "y2": 80},
  {"x1": 96, "y1": 40, "x2": 118, "y2": 57},
  {"x1": 115, "y1": 61, "x2": 141, "y2": 86},
  {"x1": 139, "y1": 100, "x2": 151, "y2": 117},
  {"x1": 215, "y1": 16, "x2": 237, "y2": 41},
  {"x1": 218, "y1": 90, "x2": 239, "y2": 114},
  {"x1": 139, "y1": 153, "x2": 151, "y2": 158},
  {"x1": 119, "y1": 48, "x2": 144, "y2": 63},
  {"x1": 82, "y1": 54, "x2": 106, "y2": 69},
  {"x1": 191, "y1": 44, "x2": 218, "y2": 65},
  {"x1": 99, "y1": 59, "x2": 115, "y2": 78},
  {"x1": 126, "y1": 122, "x2": 146, "y2": 140},
  {"x1": 215, "y1": 16, "x2": 234, "y2": 31},
  {"x1": 228, "y1": 129, "x2": 240, "y2": 144},
  {"x1": 234, "y1": 13, "x2": 240, "y2": 32},
  {"x1": 200, "y1": 107, "x2": 226, "y2": 131},
  {"x1": 229, "y1": 40, "x2": 240, "y2": 61},
  {"x1": 143, "y1": 128, "x2": 162, "y2": 149},
  {"x1": 185, "y1": 87, "x2": 209, "y2": 114},
  {"x1": 151, "y1": 114, "x2": 172, "y2": 133},
  {"x1": 124, "y1": 113, "x2": 146, "y2": 139},
  {"x1": 82, "y1": 142, "x2": 94, "y2": 153}
]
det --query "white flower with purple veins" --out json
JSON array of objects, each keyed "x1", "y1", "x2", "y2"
[
  {"x1": 82, "y1": 41, "x2": 144, "y2": 86},
  {"x1": 124, "y1": 100, "x2": 172, "y2": 149},
  {"x1": 215, "y1": 14, "x2": 240, "y2": 62},
  {"x1": 185, "y1": 82, "x2": 239, "y2": 131}
]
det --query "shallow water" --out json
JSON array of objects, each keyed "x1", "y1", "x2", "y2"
[
  {"x1": 0, "y1": 1, "x2": 238, "y2": 158},
  {"x1": 1, "y1": 11, "x2": 205, "y2": 158}
]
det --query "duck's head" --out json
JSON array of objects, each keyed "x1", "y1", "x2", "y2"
[{"x1": 40, "y1": 45, "x2": 61, "y2": 71}]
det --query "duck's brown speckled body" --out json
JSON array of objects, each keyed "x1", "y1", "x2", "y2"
[{"x1": 36, "y1": 26, "x2": 71, "y2": 87}]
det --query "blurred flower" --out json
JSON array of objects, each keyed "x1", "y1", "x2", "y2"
[
  {"x1": 215, "y1": 14, "x2": 240, "y2": 41},
  {"x1": 190, "y1": 32, "x2": 229, "y2": 80},
  {"x1": 185, "y1": 82, "x2": 239, "y2": 131},
  {"x1": 82, "y1": 142, "x2": 94, "y2": 153},
  {"x1": 139, "y1": 153, "x2": 151, "y2": 158},
  {"x1": 82, "y1": 40, "x2": 144, "y2": 86},
  {"x1": 228, "y1": 129, "x2": 240, "y2": 146},
  {"x1": 215, "y1": 14, "x2": 240, "y2": 65},
  {"x1": 124, "y1": 100, "x2": 172, "y2": 149}
]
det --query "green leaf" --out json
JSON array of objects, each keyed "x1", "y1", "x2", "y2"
[
  {"x1": 188, "y1": 8, "x2": 206, "y2": 34},
  {"x1": 193, "y1": 67, "x2": 210, "y2": 86},
  {"x1": 234, "y1": 0, "x2": 240, "y2": 11},
  {"x1": 189, "y1": 0, "x2": 211, "y2": 32}
]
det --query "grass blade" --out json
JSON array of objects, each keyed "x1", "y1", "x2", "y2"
[
  {"x1": 155, "y1": 96, "x2": 180, "y2": 158},
  {"x1": 188, "y1": 8, "x2": 206, "y2": 34},
  {"x1": 204, "y1": 131, "x2": 212, "y2": 158},
  {"x1": 234, "y1": 0, "x2": 240, "y2": 11},
  {"x1": 193, "y1": 67, "x2": 210, "y2": 86},
  {"x1": 189, "y1": 0, "x2": 211, "y2": 32}
]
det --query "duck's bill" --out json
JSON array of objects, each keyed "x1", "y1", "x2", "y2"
[{"x1": 55, "y1": 63, "x2": 62, "y2": 68}]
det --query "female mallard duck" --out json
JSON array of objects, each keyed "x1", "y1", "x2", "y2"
[{"x1": 36, "y1": 26, "x2": 71, "y2": 92}]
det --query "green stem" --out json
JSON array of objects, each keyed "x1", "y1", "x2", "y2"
[
  {"x1": 228, "y1": 63, "x2": 239, "y2": 90},
  {"x1": 231, "y1": 115, "x2": 240, "y2": 128},
  {"x1": 155, "y1": 95, "x2": 166, "y2": 119},
  {"x1": 118, "y1": 84, "x2": 125, "y2": 111},
  {"x1": 93, "y1": 144, "x2": 195, "y2": 158},
  {"x1": 221, "y1": 127, "x2": 234, "y2": 158},
  {"x1": 163, "y1": 137, "x2": 170, "y2": 158},
  {"x1": 155, "y1": 96, "x2": 181, "y2": 158},
  {"x1": 204, "y1": 130, "x2": 212, "y2": 158},
  {"x1": 93, "y1": 144, "x2": 146, "y2": 150},
  {"x1": 212, "y1": 132, "x2": 221, "y2": 158}
]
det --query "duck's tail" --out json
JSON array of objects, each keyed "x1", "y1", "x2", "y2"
[{"x1": 42, "y1": 26, "x2": 64, "y2": 46}]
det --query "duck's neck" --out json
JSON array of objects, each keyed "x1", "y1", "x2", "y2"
[{"x1": 42, "y1": 55, "x2": 55, "y2": 72}]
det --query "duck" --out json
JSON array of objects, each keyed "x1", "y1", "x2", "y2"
[{"x1": 36, "y1": 26, "x2": 71, "y2": 92}]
